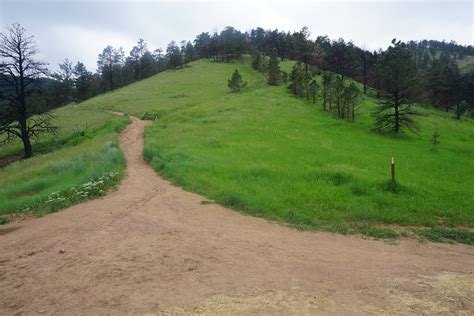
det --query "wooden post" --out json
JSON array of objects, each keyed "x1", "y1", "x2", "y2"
[{"x1": 391, "y1": 157, "x2": 395, "y2": 182}]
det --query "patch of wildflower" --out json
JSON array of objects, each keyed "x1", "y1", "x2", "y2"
[{"x1": 40, "y1": 171, "x2": 120, "y2": 212}]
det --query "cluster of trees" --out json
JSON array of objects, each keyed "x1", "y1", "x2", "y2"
[
  {"x1": 207, "y1": 26, "x2": 473, "y2": 121},
  {"x1": 320, "y1": 72, "x2": 360, "y2": 121},
  {"x1": 288, "y1": 63, "x2": 361, "y2": 122},
  {"x1": 251, "y1": 48, "x2": 284, "y2": 86},
  {"x1": 50, "y1": 38, "x2": 195, "y2": 107}
]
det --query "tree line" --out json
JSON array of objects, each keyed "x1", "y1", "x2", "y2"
[
  {"x1": 48, "y1": 25, "x2": 474, "y2": 116},
  {"x1": 1, "y1": 23, "x2": 474, "y2": 158}
]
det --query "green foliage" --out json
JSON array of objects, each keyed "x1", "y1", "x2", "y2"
[
  {"x1": 0, "y1": 215, "x2": 10, "y2": 225},
  {"x1": 267, "y1": 49, "x2": 280, "y2": 86},
  {"x1": 288, "y1": 62, "x2": 311, "y2": 98},
  {"x1": 342, "y1": 82, "x2": 361, "y2": 121},
  {"x1": 251, "y1": 52, "x2": 267, "y2": 73},
  {"x1": 0, "y1": 106, "x2": 120, "y2": 160},
  {"x1": 22, "y1": 59, "x2": 470, "y2": 243},
  {"x1": 360, "y1": 226, "x2": 399, "y2": 239},
  {"x1": 417, "y1": 227, "x2": 474, "y2": 245},
  {"x1": 35, "y1": 171, "x2": 120, "y2": 215},
  {"x1": 373, "y1": 40, "x2": 421, "y2": 134},
  {"x1": 124, "y1": 60, "x2": 474, "y2": 242},
  {"x1": 431, "y1": 130, "x2": 440, "y2": 144},
  {"x1": 0, "y1": 115, "x2": 130, "y2": 216},
  {"x1": 328, "y1": 77, "x2": 362, "y2": 121},
  {"x1": 308, "y1": 79, "x2": 319, "y2": 104},
  {"x1": 455, "y1": 100, "x2": 469, "y2": 119},
  {"x1": 425, "y1": 58, "x2": 459, "y2": 112},
  {"x1": 228, "y1": 69, "x2": 246, "y2": 92},
  {"x1": 321, "y1": 71, "x2": 334, "y2": 111},
  {"x1": 166, "y1": 41, "x2": 183, "y2": 69}
]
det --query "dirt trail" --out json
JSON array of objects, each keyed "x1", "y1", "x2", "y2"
[{"x1": 1, "y1": 116, "x2": 473, "y2": 315}]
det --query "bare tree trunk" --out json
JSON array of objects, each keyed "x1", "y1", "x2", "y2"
[{"x1": 20, "y1": 118, "x2": 32, "y2": 158}]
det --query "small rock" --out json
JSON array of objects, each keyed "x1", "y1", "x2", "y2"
[{"x1": 59, "y1": 249, "x2": 65, "y2": 254}]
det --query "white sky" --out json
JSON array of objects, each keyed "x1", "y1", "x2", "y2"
[{"x1": 1, "y1": 0, "x2": 473, "y2": 71}]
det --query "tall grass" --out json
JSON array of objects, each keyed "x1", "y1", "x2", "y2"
[
  {"x1": 0, "y1": 105, "x2": 118, "y2": 159},
  {"x1": 0, "y1": 115, "x2": 130, "y2": 220},
  {"x1": 136, "y1": 60, "x2": 473, "y2": 242}
]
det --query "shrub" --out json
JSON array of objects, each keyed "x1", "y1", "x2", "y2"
[{"x1": 228, "y1": 69, "x2": 247, "y2": 92}]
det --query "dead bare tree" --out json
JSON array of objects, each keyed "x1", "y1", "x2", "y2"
[{"x1": 0, "y1": 23, "x2": 57, "y2": 158}]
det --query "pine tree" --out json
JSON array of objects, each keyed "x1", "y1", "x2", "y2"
[
  {"x1": 426, "y1": 59, "x2": 453, "y2": 111},
  {"x1": 373, "y1": 40, "x2": 421, "y2": 134},
  {"x1": 267, "y1": 48, "x2": 280, "y2": 85},
  {"x1": 343, "y1": 82, "x2": 361, "y2": 121},
  {"x1": 455, "y1": 100, "x2": 469, "y2": 120},
  {"x1": 308, "y1": 79, "x2": 319, "y2": 104},
  {"x1": 321, "y1": 71, "x2": 333, "y2": 111},
  {"x1": 289, "y1": 62, "x2": 305, "y2": 97},
  {"x1": 228, "y1": 69, "x2": 246, "y2": 92},
  {"x1": 251, "y1": 52, "x2": 260, "y2": 70}
]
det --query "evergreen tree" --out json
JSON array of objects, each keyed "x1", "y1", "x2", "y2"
[
  {"x1": 343, "y1": 82, "x2": 361, "y2": 121},
  {"x1": 73, "y1": 62, "x2": 93, "y2": 102},
  {"x1": 166, "y1": 41, "x2": 182, "y2": 69},
  {"x1": 332, "y1": 76, "x2": 345, "y2": 118},
  {"x1": 321, "y1": 71, "x2": 333, "y2": 110},
  {"x1": 97, "y1": 45, "x2": 124, "y2": 91},
  {"x1": 128, "y1": 38, "x2": 148, "y2": 81},
  {"x1": 251, "y1": 52, "x2": 266, "y2": 73},
  {"x1": 267, "y1": 48, "x2": 280, "y2": 85},
  {"x1": 228, "y1": 69, "x2": 246, "y2": 92},
  {"x1": 51, "y1": 58, "x2": 75, "y2": 105},
  {"x1": 308, "y1": 79, "x2": 319, "y2": 104},
  {"x1": 455, "y1": 100, "x2": 469, "y2": 120},
  {"x1": 289, "y1": 62, "x2": 305, "y2": 97},
  {"x1": 426, "y1": 59, "x2": 455, "y2": 111},
  {"x1": 373, "y1": 40, "x2": 420, "y2": 134},
  {"x1": 183, "y1": 41, "x2": 195, "y2": 64}
]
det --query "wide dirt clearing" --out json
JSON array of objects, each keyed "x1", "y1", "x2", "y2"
[{"x1": 1, "y1": 116, "x2": 473, "y2": 314}]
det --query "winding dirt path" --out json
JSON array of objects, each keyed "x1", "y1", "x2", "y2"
[{"x1": 1, "y1": 116, "x2": 473, "y2": 315}]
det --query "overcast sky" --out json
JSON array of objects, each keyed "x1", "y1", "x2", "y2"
[{"x1": 1, "y1": 0, "x2": 473, "y2": 71}]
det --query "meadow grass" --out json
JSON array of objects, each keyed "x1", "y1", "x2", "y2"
[
  {"x1": 69, "y1": 58, "x2": 474, "y2": 242},
  {"x1": 0, "y1": 105, "x2": 118, "y2": 159},
  {"x1": 0, "y1": 114, "x2": 130, "y2": 222},
  {"x1": 1, "y1": 59, "x2": 472, "y2": 244}
]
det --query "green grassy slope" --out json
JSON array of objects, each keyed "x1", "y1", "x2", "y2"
[
  {"x1": 1, "y1": 59, "x2": 473, "y2": 242},
  {"x1": 0, "y1": 106, "x2": 119, "y2": 160},
  {"x1": 79, "y1": 59, "x2": 473, "y2": 239},
  {"x1": 0, "y1": 113, "x2": 130, "y2": 222}
]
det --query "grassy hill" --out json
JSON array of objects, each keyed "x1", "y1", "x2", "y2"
[{"x1": 1, "y1": 59, "x2": 473, "y2": 242}]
